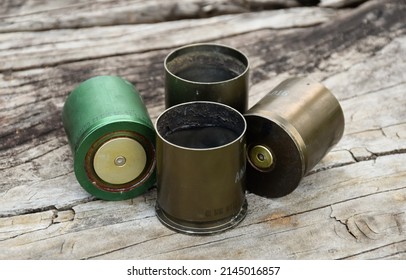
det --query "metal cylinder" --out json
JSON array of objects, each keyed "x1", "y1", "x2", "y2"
[
  {"x1": 244, "y1": 77, "x2": 345, "y2": 197},
  {"x1": 164, "y1": 43, "x2": 249, "y2": 113},
  {"x1": 155, "y1": 101, "x2": 247, "y2": 235},
  {"x1": 62, "y1": 76, "x2": 156, "y2": 200}
]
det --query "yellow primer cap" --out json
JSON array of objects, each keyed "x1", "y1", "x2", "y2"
[{"x1": 93, "y1": 137, "x2": 147, "y2": 185}]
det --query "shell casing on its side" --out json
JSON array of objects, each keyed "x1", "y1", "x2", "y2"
[
  {"x1": 164, "y1": 43, "x2": 249, "y2": 113},
  {"x1": 155, "y1": 101, "x2": 247, "y2": 235},
  {"x1": 245, "y1": 77, "x2": 345, "y2": 198},
  {"x1": 62, "y1": 76, "x2": 156, "y2": 200}
]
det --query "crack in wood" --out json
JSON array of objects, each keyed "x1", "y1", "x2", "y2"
[
  {"x1": 376, "y1": 249, "x2": 406, "y2": 260},
  {"x1": 338, "y1": 239, "x2": 406, "y2": 259},
  {"x1": 0, "y1": 144, "x2": 69, "y2": 171},
  {"x1": 86, "y1": 232, "x2": 176, "y2": 260},
  {"x1": 143, "y1": 232, "x2": 248, "y2": 259},
  {"x1": 373, "y1": 149, "x2": 406, "y2": 159},
  {"x1": 0, "y1": 195, "x2": 92, "y2": 219},
  {"x1": 0, "y1": 209, "x2": 62, "y2": 241},
  {"x1": 331, "y1": 201, "x2": 406, "y2": 245},
  {"x1": 0, "y1": 205, "x2": 57, "y2": 219},
  {"x1": 339, "y1": 82, "x2": 406, "y2": 102},
  {"x1": 330, "y1": 206, "x2": 358, "y2": 240},
  {"x1": 308, "y1": 159, "x2": 356, "y2": 175},
  {"x1": 308, "y1": 147, "x2": 406, "y2": 176},
  {"x1": 345, "y1": 122, "x2": 406, "y2": 136},
  {"x1": 347, "y1": 149, "x2": 359, "y2": 162}
]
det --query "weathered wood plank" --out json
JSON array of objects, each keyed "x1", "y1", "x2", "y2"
[
  {"x1": 0, "y1": 0, "x2": 405, "y2": 259},
  {"x1": 0, "y1": 7, "x2": 338, "y2": 71},
  {"x1": 0, "y1": 0, "x2": 404, "y2": 215},
  {"x1": 2, "y1": 0, "x2": 366, "y2": 32},
  {"x1": 0, "y1": 153, "x2": 404, "y2": 259},
  {"x1": 0, "y1": 0, "x2": 248, "y2": 32},
  {"x1": 94, "y1": 154, "x2": 406, "y2": 259}
]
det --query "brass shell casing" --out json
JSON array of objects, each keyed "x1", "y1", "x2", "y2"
[
  {"x1": 245, "y1": 77, "x2": 345, "y2": 197},
  {"x1": 164, "y1": 43, "x2": 249, "y2": 113},
  {"x1": 155, "y1": 102, "x2": 247, "y2": 235}
]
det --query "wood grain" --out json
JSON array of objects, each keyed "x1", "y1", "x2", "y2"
[
  {"x1": 0, "y1": 0, "x2": 310, "y2": 32},
  {"x1": 0, "y1": 0, "x2": 405, "y2": 259}
]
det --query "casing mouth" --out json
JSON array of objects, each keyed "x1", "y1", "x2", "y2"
[
  {"x1": 156, "y1": 101, "x2": 246, "y2": 151},
  {"x1": 164, "y1": 43, "x2": 250, "y2": 113},
  {"x1": 165, "y1": 43, "x2": 249, "y2": 84}
]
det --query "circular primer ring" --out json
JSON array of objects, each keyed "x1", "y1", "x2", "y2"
[
  {"x1": 84, "y1": 129, "x2": 155, "y2": 193},
  {"x1": 74, "y1": 120, "x2": 156, "y2": 201}
]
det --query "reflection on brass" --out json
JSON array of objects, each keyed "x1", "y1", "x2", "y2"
[
  {"x1": 245, "y1": 77, "x2": 345, "y2": 197},
  {"x1": 155, "y1": 101, "x2": 247, "y2": 235}
]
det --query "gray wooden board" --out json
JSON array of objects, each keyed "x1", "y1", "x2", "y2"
[{"x1": 0, "y1": 0, "x2": 405, "y2": 259}]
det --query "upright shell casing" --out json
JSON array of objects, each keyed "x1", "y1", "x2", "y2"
[
  {"x1": 244, "y1": 77, "x2": 345, "y2": 197},
  {"x1": 164, "y1": 43, "x2": 249, "y2": 113},
  {"x1": 62, "y1": 76, "x2": 156, "y2": 200},
  {"x1": 155, "y1": 101, "x2": 247, "y2": 235}
]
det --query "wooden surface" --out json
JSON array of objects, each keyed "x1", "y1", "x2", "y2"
[{"x1": 0, "y1": 0, "x2": 405, "y2": 259}]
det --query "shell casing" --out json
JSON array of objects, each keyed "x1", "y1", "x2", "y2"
[
  {"x1": 155, "y1": 101, "x2": 247, "y2": 235},
  {"x1": 62, "y1": 76, "x2": 156, "y2": 200},
  {"x1": 164, "y1": 43, "x2": 249, "y2": 113},
  {"x1": 244, "y1": 77, "x2": 345, "y2": 197}
]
